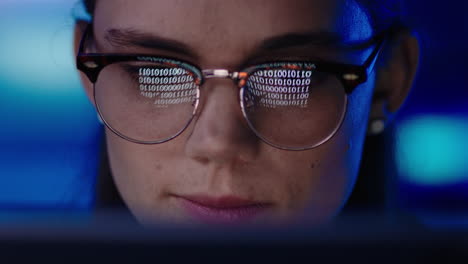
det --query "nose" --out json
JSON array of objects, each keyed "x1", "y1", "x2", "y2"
[{"x1": 184, "y1": 78, "x2": 260, "y2": 165}]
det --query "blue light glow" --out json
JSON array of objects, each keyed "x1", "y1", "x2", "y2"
[
  {"x1": 0, "y1": 1, "x2": 99, "y2": 145},
  {"x1": 396, "y1": 115, "x2": 468, "y2": 186},
  {"x1": 0, "y1": 1, "x2": 100, "y2": 208}
]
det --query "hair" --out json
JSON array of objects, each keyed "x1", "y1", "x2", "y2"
[
  {"x1": 83, "y1": 0, "x2": 95, "y2": 16},
  {"x1": 82, "y1": 0, "x2": 407, "y2": 32}
]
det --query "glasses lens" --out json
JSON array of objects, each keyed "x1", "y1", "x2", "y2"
[
  {"x1": 95, "y1": 62, "x2": 199, "y2": 143},
  {"x1": 243, "y1": 64, "x2": 347, "y2": 150}
]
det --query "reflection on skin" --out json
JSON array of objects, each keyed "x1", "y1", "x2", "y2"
[{"x1": 76, "y1": 0, "x2": 418, "y2": 227}]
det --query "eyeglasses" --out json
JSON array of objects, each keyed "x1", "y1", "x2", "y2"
[{"x1": 77, "y1": 26, "x2": 385, "y2": 151}]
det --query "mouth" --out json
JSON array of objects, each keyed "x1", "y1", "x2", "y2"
[{"x1": 174, "y1": 194, "x2": 271, "y2": 225}]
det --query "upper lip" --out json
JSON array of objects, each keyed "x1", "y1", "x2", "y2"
[{"x1": 175, "y1": 194, "x2": 268, "y2": 208}]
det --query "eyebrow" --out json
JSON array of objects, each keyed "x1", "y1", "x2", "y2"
[
  {"x1": 104, "y1": 28, "x2": 375, "y2": 58},
  {"x1": 104, "y1": 28, "x2": 196, "y2": 57},
  {"x1": 258, "y1": 32, "x2": 375, "y2": 51}
]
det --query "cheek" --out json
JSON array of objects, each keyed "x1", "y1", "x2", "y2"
[
  {"x1": 288, "y1": 79, "x2": 375, "y2": 222},
  {"x1": 105, "y1": 130, "x2": 182, "y2": 219},
  {"x1": 281, "y1": 135, "x2": 351, "y2": 223},
  {"x1": 332, "y1": 78, "x2": 376, "y2": 200}
]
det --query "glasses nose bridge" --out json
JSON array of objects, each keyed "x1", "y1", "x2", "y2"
[
  {"x1": 198, "y1": 69, "x2": 247, "y2": 130},
  {"x1": 202, "y1": 69, "x2": 240, "y2": 81}
]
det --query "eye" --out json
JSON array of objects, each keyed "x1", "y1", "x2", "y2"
[
  {"x1": 121, "y1": 64, "x2": 140, "y2": 74},
  {"x1": 119, "y1": 64, "x2": 145, "y2": 83},
  {"x1": 308, "y1": 70, "x2": 329, "y2": 86},
  {"x1": 120, "y1": 64, "x2": 155, "y2": 78}
]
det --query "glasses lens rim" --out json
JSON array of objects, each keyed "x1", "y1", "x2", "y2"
[
  {"x1": 94, "y1": 62, "x2": 200, "y2": 145},
  {"x1": 240, "y1": 64, "x2": 349, "y2": 151},
  {"x1": 91, "y1": 58, "x2": 349, "y2": 148}
]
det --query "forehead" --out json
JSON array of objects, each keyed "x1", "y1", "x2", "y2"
[{"x1": 93, "y1": 0, "x2": 372, "y2": 64}]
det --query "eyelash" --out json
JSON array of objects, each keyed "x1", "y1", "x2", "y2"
[{"x1": 121, "y1": 64, "x2": 144, "y2": 83}]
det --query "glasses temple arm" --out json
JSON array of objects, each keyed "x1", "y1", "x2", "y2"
[
  {"x1": 77, "y1": 23, "x2": 92, "y2": 55},
  {"x1": 363, "y1": 37, "x2": 386, "y2": 75}
]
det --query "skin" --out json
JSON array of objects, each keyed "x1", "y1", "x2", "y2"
[{"x1": 75, "y1": 0, "x2": 419, "y2": 226}]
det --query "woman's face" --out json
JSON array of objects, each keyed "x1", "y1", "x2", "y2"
[{"x1": 87, "y1": 0, "x2": 376, "y2": 226}]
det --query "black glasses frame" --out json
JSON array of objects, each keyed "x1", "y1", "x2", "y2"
[
  {"x1": 77, "y1": 25, "x2": 386, "y2": 94},
  {"x1": 76, "y1": 24, "x2": 389, "y2": 150}
]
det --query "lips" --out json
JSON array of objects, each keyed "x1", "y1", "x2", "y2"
[{"x1": 176, "y1": 195, "x2": 270, "y2": 225}]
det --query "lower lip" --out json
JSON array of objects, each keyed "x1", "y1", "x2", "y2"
[{"x1": 178, "y1": 198, "x2": 269, "y2": 225}]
